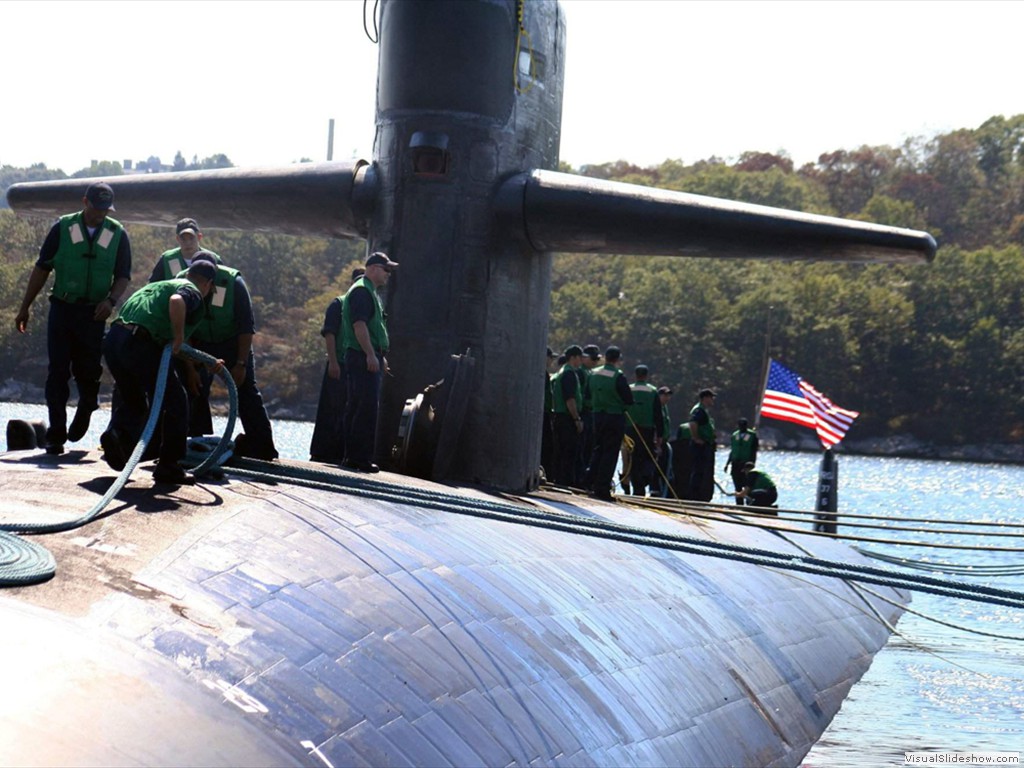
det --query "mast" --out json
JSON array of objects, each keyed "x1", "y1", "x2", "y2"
[{"x1": 753, "y1": 305, "x2": 772, "y2": 429}]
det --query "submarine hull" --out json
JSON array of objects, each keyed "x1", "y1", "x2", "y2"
[{"x1": 0, "y1": 449, "x2": 905, "y2": 767}]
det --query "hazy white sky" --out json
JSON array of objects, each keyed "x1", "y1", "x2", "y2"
[{"x1": 4, "y1": 0, "x2": 1024, "y2": 173}]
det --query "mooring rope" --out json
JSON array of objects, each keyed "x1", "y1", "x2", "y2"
[{"x1": 207, "y1": 458, "x2": 1024, "y2": 611}]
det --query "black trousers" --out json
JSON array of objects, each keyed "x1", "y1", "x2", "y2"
[
  {"x1": 189, "y1": 338, "x2": 276, "y2": 454},
  {"x1": 688, "y1": 442, "x2": 716, "y2": 502},
  {"x1": 103, "y1": 324, "x2": 187, "y2": 465},
  {"x1": 588, "y1": 412, "x2": 626, "y2": 497},
  {"x1": 551, "y1": 413, "x2": 580, "y2": 486},
  {"x1": 45, "y1": 298, "x2": 104, "y2": 441},
  {"x1": 625, "y1": 425, "x2": 656, "y2": 496},
  {"x1": 730, "y1": 466, "x2": 747, "y2": 506},
  {"x1": 343, "y1": 348, "x2": 383, "y2": 465},
  {"x1": 310, "y1": 362, "x2": 347, "y2": 462},
  {"x1": 670, "y1": 439, "x2": 692, "y2": 499}
]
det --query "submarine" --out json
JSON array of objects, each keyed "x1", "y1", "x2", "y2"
[{"x1": 3, "y1": 1, "x2": 933, "y2": 765}]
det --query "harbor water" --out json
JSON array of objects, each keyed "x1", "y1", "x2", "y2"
[{"x1": 3, "y1": 402, "x2": 1022, "y2": 765}]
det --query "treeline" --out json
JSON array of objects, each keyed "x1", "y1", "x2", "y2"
[
  {"x1": 2, "y1": 115, "x2": 1023, "y2": 445},
  {"x1": 556, "y1": 115, "x2": 1024, "y2": 444}
]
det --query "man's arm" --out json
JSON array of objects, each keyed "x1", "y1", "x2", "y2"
[
  {"x1": 324, "y1": 333, "x2": 341, "y2": 379},
  {"x1": 15, "y1": 265, "x2": 51, "y2": 332},
  {"x1": 168, "y1": 294, "x2": 187, "y2": 355},
  {"x1": 353, "y1": 320, "x2": 380, "y2": 373}
]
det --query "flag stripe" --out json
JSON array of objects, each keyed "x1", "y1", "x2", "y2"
[{"x1": 760, "y1": 359, "x2": 859, "y2": 448}]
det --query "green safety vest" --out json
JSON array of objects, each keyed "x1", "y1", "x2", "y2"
[
  {"x1": 158, "y1": 247, "x2": 222, "y2": 279},
  {"x1": 340, "y1": 277, "x2": 389, "y2": 354},
  {"x1": 118, "y1": 278, "x2": 206, "y2": 345},
  {"x1": 675, "y1": 423, "x2": 691, "y2": 442},
  {"x1": 689, "y1": 402, "x2": 716, "y2": 443},
  {"x1": 589, "y1": 364, "x2": 627, "y2": 414},
  {"x1": 177, "y1": 263, "x2": 239, "y2": 343},
  {"x1": 729, "y1": 429, "x2": 758, "y2": 463},
  {"x1": 51, "y1": 212, "x2": 123, "y2": 304},
  {"x1": 748, "y1": 470, "x2": 775, "y2": 492},
  {"x1": 580, "y1": 367, "x2": 594, "y2": 413},
  {"x1": 660, "y1": 403, "x2": 671, "y2": 440},
  {"x1": 551, "y1": 363, "x2": 581, "y2": 415},
  {"x1": 331, "y1": 292, "x2": 349, "y2": 362},
  {"x1": 626, "y1": 381, "x2": 658, "y2": 428}
]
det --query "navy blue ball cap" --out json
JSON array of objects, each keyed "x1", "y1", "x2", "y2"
[
  {"x1": 176, "y1": 217, "x2": 200, "y2": 236},
  {"x1": 85, "y1": 182, "x2": 115, "y2": 211},
  {"x1": 604, "y1": 346, "x2": 622, "y2": 363},
  {"x1": 563, "y1": 344, "x2": 583, "y2": 358},
  {"x1": 187, "y1": 260, "x2": 217, "y2": 282},
  {"x1": 190, "y1": 250, "x2": 218, "y2": 266},
  {"x1": 365, "y1": 251, "x2": 399, "y2": 271}
]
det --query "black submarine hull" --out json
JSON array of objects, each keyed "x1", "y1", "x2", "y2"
[{"x1": 0, "y1": 450, "x2": 905, "y2": 766}]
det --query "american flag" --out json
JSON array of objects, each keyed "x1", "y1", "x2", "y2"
[{"x1": 760, "y1": 359, "x2": 859, "y2": 448}]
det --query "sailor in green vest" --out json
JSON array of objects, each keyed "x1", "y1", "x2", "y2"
[
  {"x1": 540, "y1": 346, "x2": 557, "y2": 476},
  {"x1": 148, "y1": 218, "x2": 222, "y2": 282},
  {"x1": 584, "y1": 346, "x2": 633, "y2": 500},
  {"x1": 723, "y1": 418, "x2": 759, "y2": 506},
  {"x1": 653, "y1": 385, "x2": 674, "y2": 497},
  {"x1": 100, "y1": 261, "x2": 220, "y2": 485},
  {"x1": 551, "y1": 345, "x2": 584, "y2": 486},
  {"x1": 687, "y1": 387, "x2": 718, "y2": 502},
  {"x1": 341, "y1": 252, "x2": 398, "y2": 473},
  {"x1": 576, "y1": 344, "x2": 602, "y2": 483},
  {"x1": 174, "y1": 251, "x2": 278, "y2": 461},
  {"x1": 14, "y1": 182, "x2": 132, "y2": 455},
  {"x1": 623, "y1": 365, "x2": 664, "y2": 496},
  {"x1": 310, "y1": 267, "x2": 365, "y2": 464},
  {"x1": 670, "y1": 418, "x2": 693, "y2": 500},
  {"x1": 732, "y1": 461, "x2": 778, "y2": 512}
]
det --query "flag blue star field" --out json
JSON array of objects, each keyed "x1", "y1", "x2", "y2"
[{"x1": 760, "y1": 359, "x2": 859, "y2": 448}]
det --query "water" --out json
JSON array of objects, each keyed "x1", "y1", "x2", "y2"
[{"x1": 3, "y1": 402, "x2": 1023, "y2": 763}]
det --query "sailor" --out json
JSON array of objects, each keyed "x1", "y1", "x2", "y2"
[
  {"x1": 99, "y1": 261, "x2": 221, "y2": 485},
  {"x1": 148, "y1": 217, "x2": 221, "y2": 282},
  {"x1": 148, "y1": 218, "x2": 228, "y2": 438},
  {"x1": 723, "y1": 418, "x2": 759, "y2": 506},
  {"x1": 623, "y1": 365, "x2": 663, "y2": 496},
  {"x1": 310, "y1": 267, "x2": 365, "y2": 464},
  {"x1": 550, "y1": 345, "x2": 584, "y2": 486},
  {"x1": 734, "y1": 462, "x2": 778, "y2": 512},
  {"x1": 576, "y1": 344, "x2": 602, "y2": 483},
  {"x1": 14, "y1": 182, "x2": 132, "y2": 455},
  {"x1": 539, "y1": 345, "x2": 556, "y2": 477},
  {"x1": 653, "y1": 385, "x2": 674, "y2": 496},
  {"x1": 341, "y1": 252, "x2": 398, "y2": 473},
  {"x1": 179, "y1": 251, "x2": 278, "y2": 460},
  {"x1": 584, "y1": 346, "x2": 633, "y2": 500},
  {"x1": 670, "y1": 420, "x2": 693, "y2": 500},
  {"x1": 687, "y1": 388, "x2": 717, "y2": 502}
]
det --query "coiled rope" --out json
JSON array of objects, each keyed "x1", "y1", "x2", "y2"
[{"x1": 0, "y1": 343, "x2": 236, "y2": 586}]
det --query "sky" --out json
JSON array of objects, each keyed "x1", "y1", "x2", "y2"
[{"x1": 4, "y1": 1, "x2": 1024, "y2": 174}]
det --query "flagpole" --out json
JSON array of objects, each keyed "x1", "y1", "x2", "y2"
[{"x1": 753, "y1": 306, "x2": 772, "y2": 430}]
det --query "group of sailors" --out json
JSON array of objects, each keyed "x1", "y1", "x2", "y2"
[
  {"x1": 14, "y1": 182, "x2": 280, "y2": 484},
  {"x1": 542, "y1": 343, "x2": 778, "y2": 508}
]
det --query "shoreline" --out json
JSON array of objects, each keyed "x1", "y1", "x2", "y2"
[{"x1": 3, "y1": 380, "x2": 1021, "y2": 466}]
